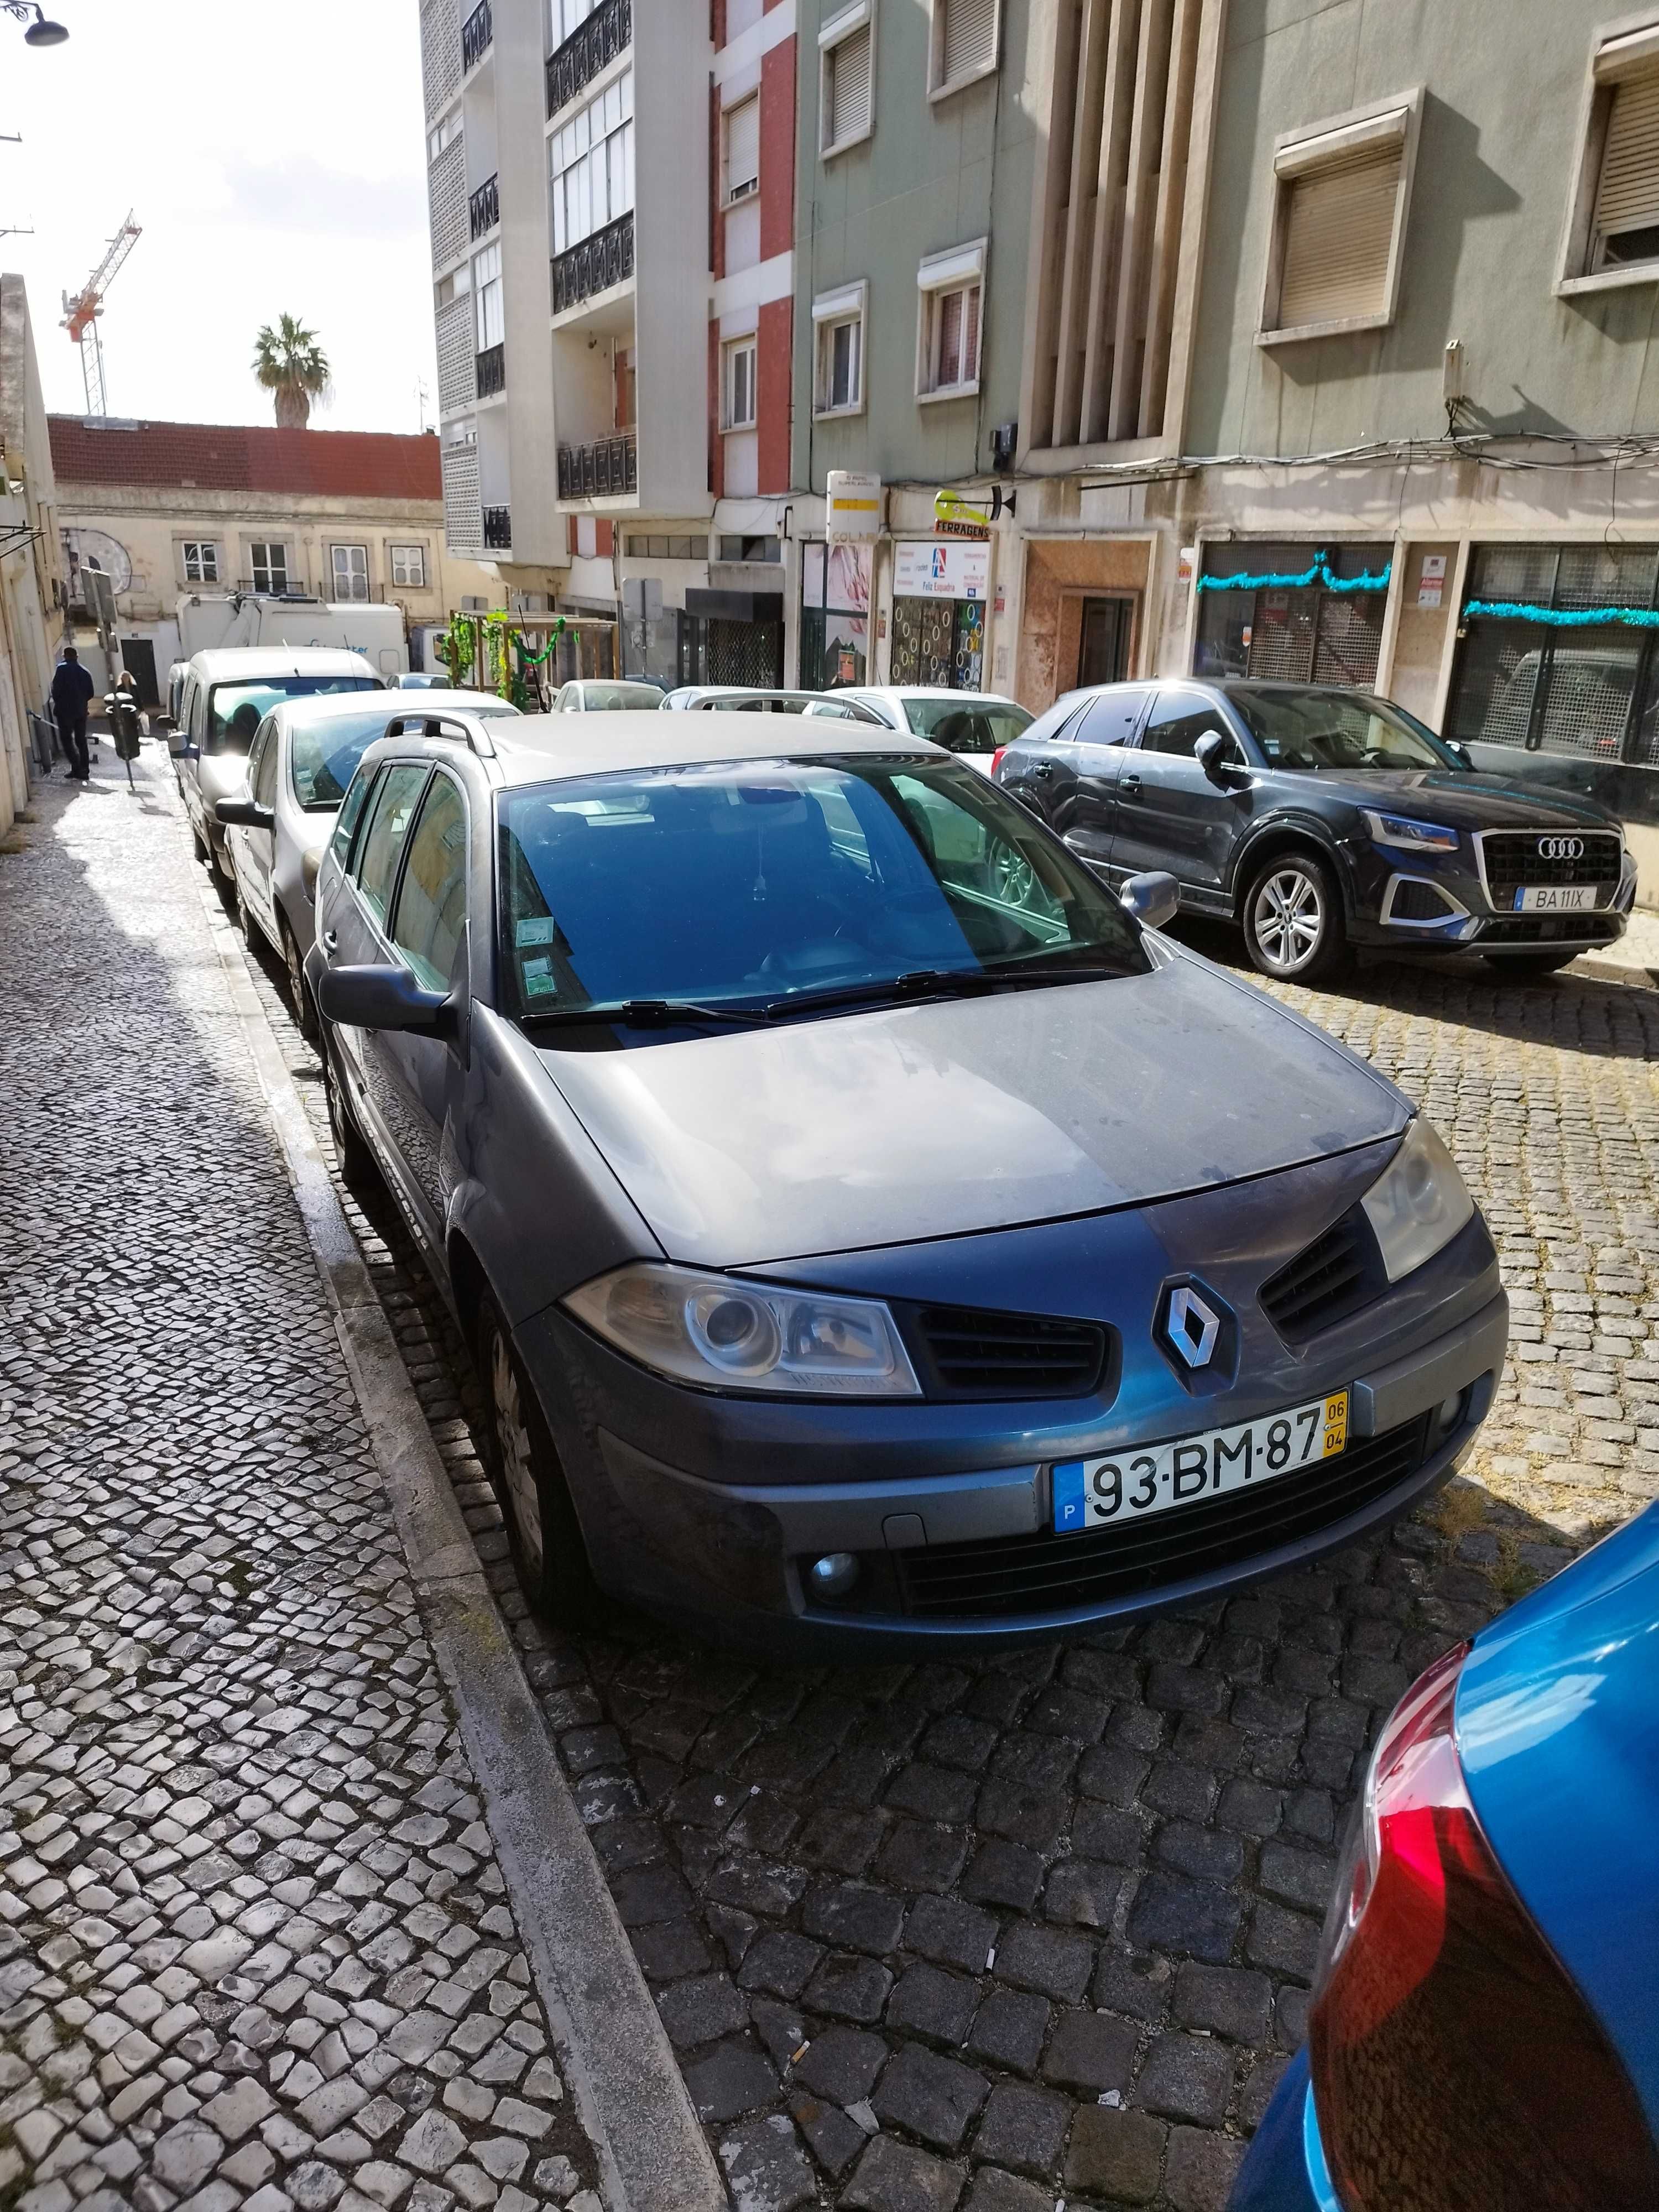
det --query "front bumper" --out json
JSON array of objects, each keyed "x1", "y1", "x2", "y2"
[
  {"x1": 517, "y1": 1143, "x2": 1507, "y2": 1655},
  {"x1": 1339, "y1": 835, "x2": 1635, "y2": 957},
  {"x1": 1228, "y1": 2051, "x2": 1335, "y2": 2212}
]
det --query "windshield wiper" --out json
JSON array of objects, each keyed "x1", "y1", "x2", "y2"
[
  {"x1": 761, "y1": 963, "x2": 1129, "y2": 1022},
  {"x1": 518, "y1": 998, "x2": 770, "y2": 1030}
]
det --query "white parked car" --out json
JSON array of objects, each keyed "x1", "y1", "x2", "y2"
[
  {"x1": 811, "y1": 687, "x2": 1034, "y2": 774},
  {"x1": 551, "y1": 680, "x2": 667, "y2": 712}
]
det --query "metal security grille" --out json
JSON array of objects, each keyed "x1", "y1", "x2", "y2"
[
  {"x1": 1277, "y1": 144, "x2": 1401, "y2": 328},
  {"x1": 1311, "y1": 593, "x2": 1385, "y2": 687},
  {"x1": 436, "y1": 297, "x2": 475, "y2": 416},
  {"x1": 420, "y1": 0, "x2": 461, "y2": 117},
  {"x1": 1246, "y1": 593, "x2": 1318, "y2": 682},
  {"x1": 441, "y1": 445, "x2": 482, "y2": 552},
  {"x1": 942, "y1": 0, "x2": 997, "y2": 85},
  {"x1": 429, "y1": 137, "x2": 468, "y2": 270}
]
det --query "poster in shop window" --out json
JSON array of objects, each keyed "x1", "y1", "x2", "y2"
[{"x1": 893, "y1": 540, "x2": 990, "y2": 602}]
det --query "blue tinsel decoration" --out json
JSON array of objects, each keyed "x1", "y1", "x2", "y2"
[
  {"x1": 1196, "y1": 549, "x2": 1393, "y2": 596},
  {"x1": 1465, "y1": 597, "x2": 1659, "y2": 630}
]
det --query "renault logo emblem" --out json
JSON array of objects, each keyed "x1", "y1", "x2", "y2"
[
  {"x1": 1538, "y1": 836, "x2": 1584, "y2": 861},
  {"x1": 1165, "y1": 1286, "x2": 1221, "y2": 1369}
]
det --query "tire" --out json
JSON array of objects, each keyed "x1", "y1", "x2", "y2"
[
  {"x1": 1243, "y1": 851, "x2": 1354, "y2": 985},
  {"x1": 1484, "y1": 951, "x2": 1578, "y2": 979},
  {"x1": 191, "y1": 822, "x2": 208, "y2": 865},
  {"x1": 475, "y1": 1295, "x2": 601, "y2": 1626},
  {"x1": 232, "y1": 873, "x2": 255, "y2": 945},
  {"x1": 321, "y1": 1025, "x2": 378, "y2": 1194},
  {"x1": 281, "y1": 916, "x2": 320, "y2": 1043}
]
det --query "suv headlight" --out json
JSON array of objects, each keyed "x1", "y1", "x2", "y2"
[
  {"x1": 1360, "y1": 810, "x2": 1460, "y2": 853},
  {"x1": 564, "y1": 1262, "x2": 922, "y2": 1397},
  {"x1": 1361, "y1": 1119, "x2": 1474, "y2": 1282}
]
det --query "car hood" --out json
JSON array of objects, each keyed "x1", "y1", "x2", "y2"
[
  {"x1": 535, "y1": 946, "x2": 1407, "y2": 1267},
  {"x1": 1284, "y1": 768, "x2": 1623, "y2": 833}
]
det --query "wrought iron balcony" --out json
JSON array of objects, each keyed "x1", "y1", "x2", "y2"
[
  {"x1": 461, "y1": 0, "x2": 492, "y2": 72},
  {"x1": 557, "y1": 430, "x2": 637, "y2": 502},
  {"x1": 546, "y1": 0, "x2": 631, "y2": 118},
  {"x1": 476, "y1": 342, "x2": 505, "y2": 398},
  {"x1": 468, "y1": 173, "x2": 499, "y2": 240},
  {"x1": 482, "y1": 505, "x2": 512, "y2": 550},
  {"x1": 551, "y1": 208, "x2": 634, "y2": 316}
]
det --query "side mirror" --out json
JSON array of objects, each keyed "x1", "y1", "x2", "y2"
[
  {"x1": 1119, "y1": 869, "x2": 1180, "y2": 931},
  {"x1": 1451, "y1": 742, "x2": 1473, "y2": 769},
  {"x1": 1194, "y1": 729, "x2": 1242, "y2": 780},
  {"x1": 216, "y1": 797, "x2": 275, "y2": 831},
  {"x1": 317, "y1": 963, "x2": 455, "y2": 1037}
]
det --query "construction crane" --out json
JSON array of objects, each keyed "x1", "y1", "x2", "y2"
[{"x1": 62, "y1": 210, "x2": 141, "y2": 417}]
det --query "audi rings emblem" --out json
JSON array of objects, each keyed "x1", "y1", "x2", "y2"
[{"x1": 1537, "y1": 836, "x2": 1584, "y2": 861}]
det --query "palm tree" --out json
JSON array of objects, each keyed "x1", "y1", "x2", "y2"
[{"x1": 253, "y1": 315, "x2": 331, "y2": 429}]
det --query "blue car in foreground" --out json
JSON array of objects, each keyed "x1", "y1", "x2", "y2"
[{"x1": 1231, "y1": 1501, "x2": 1659, "y2": 2212}]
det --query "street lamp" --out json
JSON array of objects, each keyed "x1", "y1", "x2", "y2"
[{"x1": 2, "y1": 3, "x2": 69, "y2": 44}]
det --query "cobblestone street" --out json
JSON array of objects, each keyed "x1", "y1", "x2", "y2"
[{"x1": 6, "y1": 744, "x2": 1659, "y2": 2212}]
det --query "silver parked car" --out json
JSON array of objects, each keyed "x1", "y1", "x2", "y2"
[
  {"x1": 551, "y1": 680, "x2": 667, "y2": 712},
  {"x1": 305, "y1": 708, "x2": 1505, "y2": 1657},
  {"x1": 170, "y1": 648, "x2": 383, "y2": 878},
  {"x1": 217, "y1": 690, "x2": 520, "y2": 1032},
  {"x1": 815, "y1": 686, "x2": 1034, "y2": 775}
]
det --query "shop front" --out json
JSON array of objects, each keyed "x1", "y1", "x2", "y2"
[
  {"x1": 800, "y1": 542, "x2": 872, "y2": 689},
  {"x1": 889, "y1": 539, "x2": 989, "y2": 690},
  {"x1": 1193, "y1": 542, "x2": 1394, "y2": 688}
]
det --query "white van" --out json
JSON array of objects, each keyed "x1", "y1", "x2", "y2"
[
  {"x1": 171, "y1": 648, "x2": 383, "y2": 876},
  {"x1": 175, "y1": 594, "x2": 409, "y2": 679}
]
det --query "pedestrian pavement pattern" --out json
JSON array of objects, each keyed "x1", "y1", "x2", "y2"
[
  {"x1": 0, "y1": 758, "x2": 599, "y2": 2212},
  {"x1": 8, "y1": 749, "x2": 1659, "y2": 2212}
]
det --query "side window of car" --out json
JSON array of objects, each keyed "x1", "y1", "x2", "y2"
[
  {"x1": 352, "y1": 763, "x2": 431, "y2": 931},
  {"x1": 1142, "y1": 693, "x2": 1227, "y2": 758},
  {"x1": 388, "y1": 774, "x2": 469, "y2": 993},
  {"x1": 330, "y1": 765, "x2": 378, "y2": 869},
  {"x1": 188, "y1": 681, "x2": 207, "y2": 744},
  {"x1": 253, "y1": 721, "x2": 280, "y2": 810},
  {"x1": 1075, "y1": 689, "x2": 1151, "y2": 747}
]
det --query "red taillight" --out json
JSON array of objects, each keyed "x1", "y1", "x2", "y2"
[
  {"x1": 990, "y1": 746, "x2": 1008, "y2": 776},
  {"x1": 1310, "y1": 1644, "x2": 1658, "y2": 2211}
]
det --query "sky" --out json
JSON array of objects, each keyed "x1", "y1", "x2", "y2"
[{"x1": 0, "y1": 0, "x2": 437, "y2": 434}]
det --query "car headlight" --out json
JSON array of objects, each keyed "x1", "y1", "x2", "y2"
[
  {"x1": 1361, "y1": 1119, "x2": 1474, "y2": 1282},
  {"x1": 563, "y1": 1262, "x2": 923, "y2": 1397},
  {"x1": 1360, "y1": 810, "x2": 1460, "y2": 853}
]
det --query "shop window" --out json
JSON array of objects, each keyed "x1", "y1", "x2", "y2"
[
  {"x1": 821, "y1": 2, "x2": 874, "y2": 158},
  {"x1": 916, "y1": 241, "x2": 985, "y2": 400},
  {"x1": 1259, "y1": 93, "x2": 1420, "y2": 342},
  {"x1": 1193, "y1": 544, "x2": 1392, "y2": 691},
  {"x1": 1562, "y1": 21, "x2": 1659, "y2": 289},
  {"x1": 724, "y1": 93, "x2": 760, "y2": 205},
  {"x1": 800, "y1": 540, "x2": 871, "y2": 688},
  {"x1": 890, "y1": 539, "x2": 989, "y2": 690},
  {"x1": 813, "y1": 281, "x2": 866, "y2": 416},
  {"x1": 723, "y1": 337, "x2": 757, "y2": 430},
  {"x1": 930, "y1": 0, "x2": 998, "y2": 97}
]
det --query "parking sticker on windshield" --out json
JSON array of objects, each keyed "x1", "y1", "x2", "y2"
[
  {"x1": 521, "y1": 955, "x2": 557, "y2": 998},
  {"x1": 517, "y1": 916, "x2": 556, "y2": 946},
  {"x1": 1052, "y1": 1390, "x2": 1348, "y2": 1534}
]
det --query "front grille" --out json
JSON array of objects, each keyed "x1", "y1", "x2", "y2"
[
  {"x1": 906, "y1": 1305, "x2": 1110, "y2": 1402},
  {"x1": 895, "y1": 1415, "x2": 1432, "y2": 1620},
  {"x1": 1259, "y1": 1208, "x2": 1387, "y2": 1344},
  {"x1": 1390, "y1": 879, "x2": 1456, "y2": 921},
  {"x1": 1478, "y1": 830, "x2": 1622, "y2": 910}
]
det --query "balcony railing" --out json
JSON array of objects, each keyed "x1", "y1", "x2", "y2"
[
  {"x1": 476, "y1": 342, "x2": 505, "y2": 398},
  {"x1": 482, "y1": 504, "x2": 512, "y2": 550},
  {"x1": 551, "y1": 208, "x2": 634, "y2": 315},
  {"x1": 546, "y1": 0, "x2": 631, "y2": 118},
  {"x1": 462, "y1": 0, "x2": 492, "y2": 72},
  {"x1": 468, "y1": 173, "x2": 499, "y2": 240},
  {"x1": 557, "y1": 430, "x2": 637, "y2": 501}
]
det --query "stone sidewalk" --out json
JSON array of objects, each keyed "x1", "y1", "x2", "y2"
[{"x1": 0, "y1": 755, "x2": 602, "y2": 2212}]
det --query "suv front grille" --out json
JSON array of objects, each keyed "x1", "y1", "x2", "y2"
[
  {"x1": 1478, "y1": 830, "x2": 1622, "y2": 910},
  {"x1": 906, "y1": 1305, "x2": 1110, "y2": 1401},
  {"x1": 894, "y1": 1415, "x2": 1432, "y2": 1620},
  {"x1": 1259, "y1": 1208, "x2": 1387, "y2": 1343}
]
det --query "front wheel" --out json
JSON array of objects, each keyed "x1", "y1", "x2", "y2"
[
  {"x1": 281, "y1": 917, "x2": 320, "y2": 1042},
  {"x1": 476, "y1": 1297, "x2": 601, "y2": 1626},
  {"x1": 1243, "y1": 853, "x2": 1354, "y2": 985},
  {"x1": 1484, "y1": 951, "x2": 1578, "y2": 979},
  {"x1": 321, "y1": 1027, "x2": 378, "y2": 1194}
]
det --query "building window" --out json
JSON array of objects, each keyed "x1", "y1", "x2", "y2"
[
  {"x1": 550, "y1": 0, "x2": 598, "y2": 45},
  {"x1": 436, "y1": 263, "x2": 473, "y2": 311},
  {"x1": 1561, "y1": 22, "x2": 1659, "y2": 290},
  {"x1": 930, "y1": 0, "x2": 998, "y2": 97},
  {"x1": 724, "y1": 92, "x2": 760, "y2": 206},
  {"x1": 331, "y1": 545, "x2": 371, "y2": 602},
  {"x1": 249, "y1": 542, "x2": 289, "y2": 594},
  {"x1": 390, "y1": 543, "x2": 428, "y2": 589},
  {"x1": 473, "y1": 241, "x2": 504, "y2": 351},
  {"x1": 550, "y1": 69, "x2": 634, "y2": 254},
  {"x1": 812, "y1": 281, "x2": 865, "y2": 416},
  {"x1": 624, "y1": 535, "x2": 708, "y2": 560},
  {"x1": 1258, "y1": 92, "x2": 1420, "y2": 342},
  {"x1": 916, "y1": 241, "x2": 985, "y2": 399},
  {"x1": 181, "y1": 540, "x2": 220, "y2": 584},
  {"x1": 427, "y1": 110, "x2": 461, "y2": 164},
  {"x1": 724, "y1": 336, "x2": 757, "y2": 430},
  {"x1": 820, "y1": 2, "x2": 874, "y2": 158},
  {"x1": 719, "y1": 535, "x2": 781, "y2": 563}
]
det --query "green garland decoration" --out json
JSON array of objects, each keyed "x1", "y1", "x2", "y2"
[
  {"x1": 1196, "y1": 549, "x2": 1392, "y2": 596},
  {"x1": 1465, "y1": 597, "x2": 1659, "y2": 630}
]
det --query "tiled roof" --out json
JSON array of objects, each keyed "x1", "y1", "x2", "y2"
[{"x1": 46, "y1": 416, "x2": 441, "y2": 499}]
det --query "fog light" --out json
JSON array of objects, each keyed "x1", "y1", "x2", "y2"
[
  {"x1": 1436, "y1": 1390, "x2": 1465, "y2": 1437},
  {"x1": 807, "y1": 1551, "x2": 859, "y2": 1601}
]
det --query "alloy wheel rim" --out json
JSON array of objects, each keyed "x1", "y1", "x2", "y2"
[
  {"x1": 491, "y1": 1331, "x2": 544, "y2": 1573},
  {"x1": 996, "y1": 848, "x2": 1036, "y2": 904},
  {"x1": 1254, "y1": 868, "x2": 1323, "y2": 973}
]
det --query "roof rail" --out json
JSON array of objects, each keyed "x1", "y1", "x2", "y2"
[{"x1": 384, "y1": 709, "x2": 499, "y2": 759}]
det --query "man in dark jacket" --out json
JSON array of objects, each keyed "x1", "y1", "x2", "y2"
[{"x1": 51, "y1": 647, "x2": 95, "y2": 781}]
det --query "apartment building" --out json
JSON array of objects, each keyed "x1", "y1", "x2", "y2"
[
  {"x1": 0, "y1": 276, "x2": 62, "y2": 838},
  {"x1": 419, "y1": 0, "x2": 800, "y2": 685}
]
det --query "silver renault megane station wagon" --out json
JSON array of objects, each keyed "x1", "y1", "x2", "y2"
[{"x1": 306, "y1": 708, "x2": 1506, "y2": 1656}]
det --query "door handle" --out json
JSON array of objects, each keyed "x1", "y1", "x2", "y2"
[
  {"x1": 1034, "y1": 761, "x2": 1055, "y2": 779},
  {"x1": 322, "y1": 929, "x2": 338, "y2": 952},
  {"x1": 1121, "y1": 774, "x2": 1142, "y2": 798}
]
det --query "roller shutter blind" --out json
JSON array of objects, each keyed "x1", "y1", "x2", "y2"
[
  {"x1": 726, "y1": 93, "x2": 759, "y2": 199},
  {"x1": 1276, "y1": 143, "x2": 1402, "y2": 329},
  {"x1": 1595, "y1": 72, "x2": 1659, "y2": 254},
  {"x1": 826, "y1": 24, "x2": 872, "y2": 148},
  {"x1": 942, "y1": 0, "x2": 997, "y2": 86}
]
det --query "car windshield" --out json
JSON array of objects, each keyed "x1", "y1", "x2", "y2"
[
  {"x1": 497, "y1": 754, "x2": 1148, "y2": 1025},
  {"x1": 573, "y1": 684, "x2": 665, "y2": 711},
  {"x1": 207, "y1": 675, "x2": 379, "y2": 755},
  {"x1": 901, "y1": 698, "x2": 1034, "y2": 752},
  {"x1": 1225, "y1": 687, "x2": 1459, "y2": 772}
]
